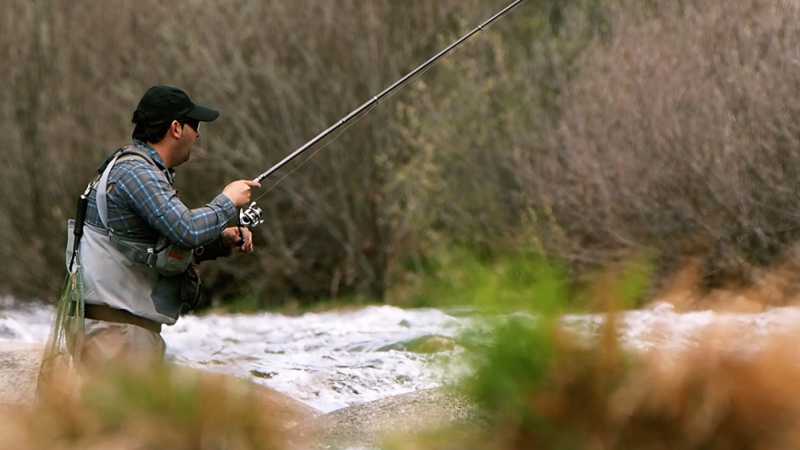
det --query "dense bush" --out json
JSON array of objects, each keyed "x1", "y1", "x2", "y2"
[
  {"x1": 516, "y1": 0, "x2": 800, "y2": 286},
  {"x1": 1, "y1": 0, "x2": 532, "y2": 304},
  {"x1": 4, "y1": 0, "x2": 800, "y2": 306}
]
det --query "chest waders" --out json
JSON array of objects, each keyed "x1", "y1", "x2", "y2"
[
  {"x1": 81, "y1": 148, "x2": 195, "y2": 324},
  {"x1": 39, "y1": 146, "x2": 197, "y2": 387}
]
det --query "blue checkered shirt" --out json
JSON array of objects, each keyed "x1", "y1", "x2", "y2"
[{"x1": 85, "y1": 141, "x2": 236, "y2": 248}]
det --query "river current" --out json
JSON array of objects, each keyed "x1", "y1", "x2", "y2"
[{"x1": 2, "y1": 297, "x2": 797, "y2": 413}]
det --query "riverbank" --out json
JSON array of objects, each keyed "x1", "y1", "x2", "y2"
[
  {"x1": 0, "y1": 343, "x2": 40, "y2": 405},
  {"x1": 0, "y1": 343, "x2": 476, "y2": 449},
  {"x1": 306, "y1": 387, "x2": 478, "y2": 449}
]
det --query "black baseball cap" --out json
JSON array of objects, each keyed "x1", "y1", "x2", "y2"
[{"x1": 132, "y1": 85, "x2": 219, "y2": 125}]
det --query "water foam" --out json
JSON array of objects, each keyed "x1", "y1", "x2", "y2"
[{"x1": 4, "y1": 301, "x2": 800, "y2": 412}]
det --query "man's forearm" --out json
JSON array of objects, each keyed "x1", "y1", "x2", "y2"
[{"x1": 120, "y1": 161, "x2": 238, "y2": 248}]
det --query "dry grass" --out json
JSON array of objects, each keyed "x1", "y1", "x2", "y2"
[
  {"x1": 655, "y1": 248, "x2": 800, "y2": 311},
  {"x1": 391, "y1": 324, "x2": 800, "y2": 450},
  {"x1": 387, "y1": 253, "x2": 800, "y2": 450},
  {"x1": 1, "y1": 362, "x2": 302, "y2": 450}
]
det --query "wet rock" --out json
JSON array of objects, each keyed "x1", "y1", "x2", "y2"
[
  {"x1": 378, "y1": 335, "x2": 457, "y2": 353},
  {"x1": 251, "y1": 369, "x2": 277, "y2": 379}
]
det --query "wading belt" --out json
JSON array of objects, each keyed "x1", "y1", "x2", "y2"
[{"x1": 85, "y1": 304, "x2": 162, "y2": 333}]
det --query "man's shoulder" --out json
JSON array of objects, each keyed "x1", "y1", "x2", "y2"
[
  {"x1": 103, "y1": 142, "x2": 173, "y2": 200},
  {"x1": 117, "y1": 143, "x2": 160, "y2": 165},
  {"x1": 97, "y1": 144, "x2": 154, "y2": 174},
  {"x1": 112, "y1": 153, "x2": 159, "y2": 177}
]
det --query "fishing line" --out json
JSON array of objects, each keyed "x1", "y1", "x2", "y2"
[
  {"x1": 237, "y1": 0, "x2": 525, "y2": 228},
  {"x1": 252, "y1": 60, "x2": 441, "y2": 203}
]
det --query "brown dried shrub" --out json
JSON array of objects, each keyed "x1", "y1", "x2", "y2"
[{"x1": 517, "y1": 0, "x2": 800, "y2": 289}]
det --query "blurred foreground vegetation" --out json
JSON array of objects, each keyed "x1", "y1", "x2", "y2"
[
  {"x1": 11, "y1": 255, "x2": 800, "y2": 449},
  {"x1": 4, "y1": 364, "x2": 294, "y2": 450},
  {"x1": 384, "y1": 257, "x2": 800, "y2": 450},
  {"x1": 4, "y1": 0, "x2": 800, "y2": 307}
]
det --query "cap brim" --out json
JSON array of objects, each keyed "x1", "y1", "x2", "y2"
[{"x1": 186, "y1": 104, "x2": 220, "y2": 122}]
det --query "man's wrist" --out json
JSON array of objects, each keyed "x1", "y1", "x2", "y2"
[{"x1": 194, "y1": 236, "x2": 232, "y2": 263}]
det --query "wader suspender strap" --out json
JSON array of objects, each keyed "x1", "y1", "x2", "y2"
[
  {"x1": 95, "y1": 152, "x2": 122, "y2": 229},
  {"x1": 69, "y1": 147, "x2": 162, "y2": 272},
  {"x1": 96, "y1": 149, "x2": 162, "y2": 229},
  {"x1": 95, "y1": 149, "x2": 174, "y2": 265}
]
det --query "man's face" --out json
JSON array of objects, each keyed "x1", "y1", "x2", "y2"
[{"x1": 173, "y1": 119, "x2": 200, "y2": 166}]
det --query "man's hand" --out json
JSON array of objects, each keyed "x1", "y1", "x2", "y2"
[
  {"x1": 222, "y1": 180, "x2": 261, "y2": 208},
  {"x1": 222, "y1": 226, "x2": 254, "y2": 253}
]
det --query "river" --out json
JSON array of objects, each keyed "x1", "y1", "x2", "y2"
[{"x1": 2, "y1": 297, "x2": 798, "y2": 413}]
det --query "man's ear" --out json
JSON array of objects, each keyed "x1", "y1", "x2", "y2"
[{"x1": 169, "y1": 120, "x2": 183, "y2": 139}]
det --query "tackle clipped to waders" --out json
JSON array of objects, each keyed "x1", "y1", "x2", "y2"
[
  {"x1": 38, "y1": 182, "x2": 93, "y2": 388},
  {"x1": 238, "y1": 0, "x2": 525, "y2": 229}
]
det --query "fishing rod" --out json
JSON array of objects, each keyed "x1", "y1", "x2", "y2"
[{"x1": 239, "y1": 0, "x2": 526, "y2": 228}]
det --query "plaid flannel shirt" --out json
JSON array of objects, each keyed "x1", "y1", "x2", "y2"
[{"x1": 85, "y1": 141, "x2": 236, "y2": 248}]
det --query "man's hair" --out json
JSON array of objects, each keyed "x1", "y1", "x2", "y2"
[{"x1": 132, "y1": 121, "x2": 172, "y2": 144}]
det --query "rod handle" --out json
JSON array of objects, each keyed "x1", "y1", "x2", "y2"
[{"x1": 73, "y1": 195, "x2": 89, "y2": 239}]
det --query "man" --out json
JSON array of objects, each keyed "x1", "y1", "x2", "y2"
[{"x1": 75, "y1": 85, "x2": 259, "y2": 366}]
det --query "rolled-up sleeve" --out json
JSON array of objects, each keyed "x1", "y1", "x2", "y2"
[{"x1": 115, "y1": 160, "x2": 237, "y2": 248}]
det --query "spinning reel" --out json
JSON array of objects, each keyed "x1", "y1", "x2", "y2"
[{"x1": 239, "y1": 202, "x2": 264, "y2": 228}]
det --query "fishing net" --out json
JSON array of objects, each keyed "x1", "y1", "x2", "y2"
[{"x1": 37, "y1": 268, "x2": 85, "y2": 391}]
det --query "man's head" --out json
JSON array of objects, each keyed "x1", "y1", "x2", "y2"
[{"x1": 131, "y1": 86, "x2": 219, "y2": 167}]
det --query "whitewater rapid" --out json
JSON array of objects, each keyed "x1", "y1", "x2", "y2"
[
  {"x1": 0, "y1": 298, "x2": 467, "y2": 412},
  {"x1": 3, "y1": 297, "x2": 798, "y2": 412}
]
